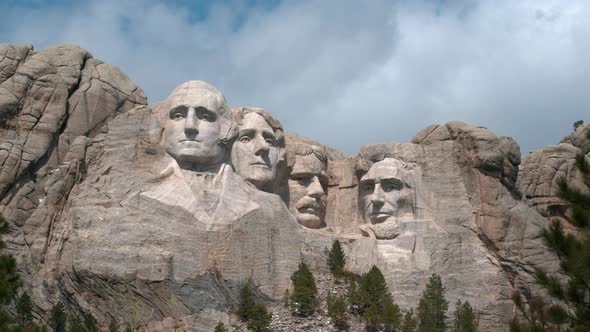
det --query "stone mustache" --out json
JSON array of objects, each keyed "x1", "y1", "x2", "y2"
[{"x1": 158, "y1": 80, "x2": 417, "y2": 231}]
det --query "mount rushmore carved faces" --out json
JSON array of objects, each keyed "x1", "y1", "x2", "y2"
[
  {"x1": 287, "y1": 144, "x2": 328, "y2": 229},
  {"x1": 358, "y1": 157, "x2": 416, "y2": 239},
  {"x1": 231, "y1": 107, "x2": 285, "y2": 192},
  {"x1": 163, "y1": 81, "x2": 235, "y2": 171}
]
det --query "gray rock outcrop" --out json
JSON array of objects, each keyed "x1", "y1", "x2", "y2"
[
  {"x1": 0, "y1": 44, "x2": 566, "y2": 331},
  {"x1": 517, "y1": 122, "x2": 589, "y2": 235}
]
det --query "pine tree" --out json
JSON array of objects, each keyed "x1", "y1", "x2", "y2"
[
  {"x1": 49, "y1": 302, "x2": 67, "y2": 332},
  {"x1": 417, "y1": 273, "x2": 448, "y2": 332},
  {"x1": 401, "y1": 309, "x2": 417, "y2": 332},
  {"x1": 69, "y1": 315, "x2": 84, "y2": 332},
  {"x1": 109, "y1": 318, "x2": 120, "y2": 332},
  {"x1": 16, "y1": 291, "x2": 33, "y2": 326},
  {"x1": 328, "y1": 240, "x2": 346, "y2": 278},
  {"x1": 82, "y1": 310, "x2": 99, "y2": 332},
  {"x1": 352, "y1": 265, "x2": 401, "y2": 331},
  {"x1": 347, "y1": 278, "x2": 362, "y2": 315},
  {"x1": 382, "y1": 298, "x2": 401, "y2": 332},
  {"x1": 214, "y1": 321, "x2": 228, "y2": 332},
  {"x1": 453, "y1": 300, "x2": 476, "y2": 332},
  {"x1": 0, "y1": 213, "x2": 20, "y2": 330},
  {"x1": 247, "y1": 303, "x2": 272, "y2": 332},
  {"x1": 358, "y1": 266, "x2": 389, "y2": 312},
  {"x1": 511, "y1": 128, "x2": 590, "y2": 331},
  {"x1": 290, "y1": 262, "x2": 318, "y2": 316},
  {"x1": 239, "y1": 282, "x2": 256, "y2": 321},
  {"x1": 238, "y1": 281, "x2": 272, "y2": 331},
  {"x1": 363, "y1": 303, "x2": 381, "y2": 332},
  {"x1": 327, "y1": 293, "x2": 348, "y2": 330}
]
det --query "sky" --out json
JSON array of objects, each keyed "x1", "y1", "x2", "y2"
[{"x1": 1, "y1": 0, "x2": 589, "y2": 155}]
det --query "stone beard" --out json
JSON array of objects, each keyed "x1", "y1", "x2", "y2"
[
  {"x1": 288, "y1": 146, "x2": 328, "y2": 229},
  {"x1": 231, "y1": 109, "x2": 283, "y2": 192},
  {"x1": 358, "y1": 158, "x2": 416, "y2": 239},
  {"x1": 163, "y1": 81, "x2": 233, "y2": 171}
]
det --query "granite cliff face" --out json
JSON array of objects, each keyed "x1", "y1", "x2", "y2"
[{"x1": 0, "y1": 44, "x2": 574, "y2": 331}]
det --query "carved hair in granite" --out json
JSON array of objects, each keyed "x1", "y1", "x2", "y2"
[{"x1": 286, "y1": 143, "x2": 329, "y2": 229}]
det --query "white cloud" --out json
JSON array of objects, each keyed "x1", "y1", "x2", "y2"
[{"x1": 1, "y1": 0, "x2": 589, "y2": 155}]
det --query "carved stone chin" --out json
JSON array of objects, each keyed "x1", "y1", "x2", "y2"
[{"x1": 360, "y1": 220, "x2": 401, "y2": 240}]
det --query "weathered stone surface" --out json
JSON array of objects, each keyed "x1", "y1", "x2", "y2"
[
  {"x1": 0, "y1": 44, "x2": 566, "y2": 331},
  {"x1": 517, "y1": 143, "x2": 588, "y2": 229},
  {"x1": 317, "y1": 138, "x2": 554, "y2": 331},
  {"x1": 0, "y1": 44, "x2": 33, "y2": 84},
  {"x1": 0, "y1": 44, "x2": 147, "y2": 325},
  {"x1": 560, "y1": 122, "x2": 590, "y2": 154}
]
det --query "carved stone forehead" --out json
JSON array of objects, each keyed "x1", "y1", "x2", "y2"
[
  {"x1": 291, "y1": 153, "x2": 326, "y2": 175},
  {"x1": 167, "y1": 80, "x2": 227, "y2": 111},
  {"x1": 287, "y1": 143, "x2": 327, "y2": 171},
  {"x1": 232, "y1": 107, "x2": 283, "y2": 133},
  {"x1": 361, "y1": 158, "x2": 406, "y2": 181}
]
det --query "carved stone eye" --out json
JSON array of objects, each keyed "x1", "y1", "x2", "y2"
[
  {"x1": 199, "y1": 112, "x2": 212, "y2": 121},
  {"x1": 239, "y1": 136, "x2": 251, "y2": 143},
  {"x1": 382, "y1": 184, "x2": 396, "y2": 192},
  {"x1": 361, "y1": 182, "x2": 374, "y2": 192},
  {"x1": 291, "y1": 175, "x2": 310, "y2": 184}
]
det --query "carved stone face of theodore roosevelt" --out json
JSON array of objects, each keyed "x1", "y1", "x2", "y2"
[{"x1": 287, "y1": 146, "x2": 328, "y2": 229}]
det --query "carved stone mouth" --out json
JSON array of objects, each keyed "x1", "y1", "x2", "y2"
[
  {"x1": 179, "y1": 139, "x2": 201, "y2": 143},
  {"x1": 370, "y1": 212, "x2": 392, "y2": 222},
  {"x1": 250, "y1": 162, "x2": 269, "y2": 168},
  {"x1": 299, "y1": 207, "x2": 319, "y2": 215}
]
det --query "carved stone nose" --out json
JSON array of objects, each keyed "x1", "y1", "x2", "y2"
[
  {"x1": 371, "y1": 195, "x2": 385, "y2": 207},
  {"x1": 254, "y1": 136, "x2": 270, "y2": 156},
  {"x1": 307, "y1": 177, "x2": 325, "y2": 198},
  {"x1": 370, "y1": 186, "x2": 385, "y2": 207},
  {"x1": 184, "y1": 108, "x2": 199, "y2": 137}
]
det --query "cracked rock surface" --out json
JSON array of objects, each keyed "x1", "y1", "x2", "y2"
[{"x1": 0, "y1": 44, "x2": 568, "y2": 331}]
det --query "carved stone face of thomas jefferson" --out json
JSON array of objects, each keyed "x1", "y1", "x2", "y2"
[
  {"x1": 359, "y1": 158, "x2": 415, "y2": 226},
  {"x1": 231, "y1": 110, "x2": 283, "y2": 191},
  {"x1": 288, "y1": 146, "x2": 328, "y2": 229},
  {"x1": 163, "y1": 81, "x2": 230, "y2": 170}
]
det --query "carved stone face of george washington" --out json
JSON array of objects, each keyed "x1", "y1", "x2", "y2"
[{"x1": 163, "y1": 81, "x2": 232, "y2": 170}]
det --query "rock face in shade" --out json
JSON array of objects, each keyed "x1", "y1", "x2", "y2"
[
  {"x1": 517, "y1": 123, "x2": 590, "y2": 225},
  {"x1": 0, "y1": 44, "x2": 567, "y2": 331}
]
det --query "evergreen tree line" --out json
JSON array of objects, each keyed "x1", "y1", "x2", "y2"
[
  {"x1": 237, "y1": 282, "x2": 272, "y2": 332},
  {"x1": 323, "y1": 240, "x2": 478, "y2": 332},
  {"x1": 234, "y1": 239, "x2": 478, "y2": 332},
  {"x1": 0, "y1": 213, "x2": 46, "y2": 331}
]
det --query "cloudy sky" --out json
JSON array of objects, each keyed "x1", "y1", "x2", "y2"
[{"x1": 1, "y1": 0, "x2": 589, "y2": 155}]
